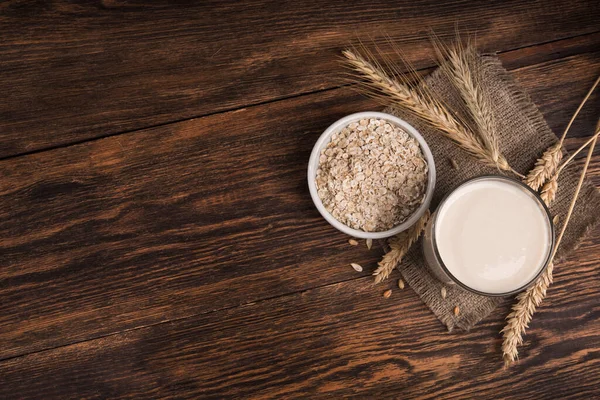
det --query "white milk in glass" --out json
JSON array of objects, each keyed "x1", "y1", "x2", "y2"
[{"x1": 422, "y1": 176, "x2": 553, "y2": 295}]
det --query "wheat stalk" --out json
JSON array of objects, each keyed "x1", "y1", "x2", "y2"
[
  {"x1": 530, "y1": 85, "x2": 600, "y2": 205},
  {"x1": 524, "y1": 76, "x2": 600, "y2": 191},
  {"x1": 556, "y1": 123, "x2": 600, "y2": 176},
  {"x1": 551, "y1": 128, "x2": 598, "y2": 259},
  {"x1": 342, "y1": 49, "x2": 517, "y2": 174},
  {"x1": 373, "y1": 210, "x2": 430, "y2": 283},
  {"x1": 502, "y1": 122, "x2": 598, "y2": 367}
]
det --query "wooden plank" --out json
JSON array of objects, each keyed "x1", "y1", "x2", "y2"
[
  {"x1": 513, "y1": 52, "x2": 600, "y2": 139},
  {"x1": 0, "y1": 234, "x2": 598, "y2": 399},
  {"x1": 498, "y1": 30, "x2": 600, "y2": 70},
  {"x1": 1, "y1": 49, "x2": 599, "y2": 361},
  {"x1": 1, "y1": 0, "x2": 599, "y2": 157}
]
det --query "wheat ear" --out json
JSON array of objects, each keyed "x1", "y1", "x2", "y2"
[
  {"x1": 342, "y1": 49, "x2": 515, "y2": 173},
  {"x1": 540, "y1": 175, "x2": 558, "y2": 206},
  {"x1": 524, "y1": 75, "x2": 600, "y2": 190},
  {"x1": 502, "y1": 123, "x2": 598, "y2": 367},
  {"x1": 501, "y1": 262, "x2": 554, "y2": 367},
  {"x1": 373, "y1": 210, "x2": 430, "y2": 284},
  {"x1": 524, "y1": 143, "x2": 562, "y2": 191},
  {"x1": 437, "y1": 41, "x2": 510, "y2": 174}
]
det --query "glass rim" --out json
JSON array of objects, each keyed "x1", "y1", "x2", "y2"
[{"x1": 430, "y1": 175, "x2": 556, "y2": 297}]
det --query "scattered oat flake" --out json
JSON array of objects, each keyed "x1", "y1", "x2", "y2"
[
  {"x1": 553, "y1": 215, "x2": 560, "y2": 225},
  {"x1": 366, "y1": 238, "x2": 373, "y2": 250},
  {"x1": 449, "y1": 158, "x2": 459, "y2": 170},
  {"x1": 350, "y1": 263, "x2": 363, "y2": 272},
  {"x1": 398, "y1": 279, "x2": 405, "y2": 289},
  {"x1": 441, "y1": 287, "x2": 447, "y2": 299},
  {"x1": 348, "y1": 239, "x2": 359, "y2": 246},
  {"x1": 454, "y1": 306, "x2": 460, "y2": 316},
  {"x1": 383, "y1": 289, "x2": 392, "y2": 298}
]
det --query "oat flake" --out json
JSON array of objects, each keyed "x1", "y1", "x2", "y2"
[{"x1": 315, "y1": 118, "x2": 428, "y2": 232}]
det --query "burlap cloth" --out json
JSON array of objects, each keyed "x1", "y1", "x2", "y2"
[{"x1": 383, "y1": 54, "x2": 600, "y2": 331}]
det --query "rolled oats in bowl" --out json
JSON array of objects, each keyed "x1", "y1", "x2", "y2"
[{"x1": 315, "y1": 117, "x2": 428, "y2": 232}]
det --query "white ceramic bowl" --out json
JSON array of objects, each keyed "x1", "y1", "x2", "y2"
[{"x1": 307, "y1": 111, "x2": 436, "y2": 239}]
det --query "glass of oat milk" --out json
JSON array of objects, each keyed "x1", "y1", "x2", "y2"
[{"x1": 422, "y1": 176, "x2": 555, "y2": 296}]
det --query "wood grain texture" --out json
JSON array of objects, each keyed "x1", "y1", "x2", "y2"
[
  {"x1": 1, "y1": 0, "x2": 599, "y2": 157},
  {"x1": 0, "y1": 235, "x2": 598, "y2": 399},
  {"x1": 1, "y1": 43, "x2": 599, "y2": 363},
  {"x1": 514, "y1": 51, "x2": 600, "y2": 139}
]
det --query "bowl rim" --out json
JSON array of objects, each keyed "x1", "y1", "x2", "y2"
[{"x1": 307, "y1": 111, "x2": 436, "y2": 239}]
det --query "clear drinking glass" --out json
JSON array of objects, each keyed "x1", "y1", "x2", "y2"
[{"x1": 421, "y1": 175, "x2": 555, "y2": 296}]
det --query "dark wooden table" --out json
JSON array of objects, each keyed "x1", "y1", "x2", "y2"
[{"x1": 1, "y1": 1, "x2": 599, "y2": 398}]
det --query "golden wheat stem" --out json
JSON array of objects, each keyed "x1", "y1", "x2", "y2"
[
  {"x1": 510, "y1": 167, "x2": 526, "y2": 179},
  {"x1": 523, "y1": 75, "x2": 599, "y2": 190},
  {"x1": 502, "y1": 122, "x2": 598, "y2": 367},
  {"x1": 552, "y1": 129, "x2": 598, "y2": 259},
  {"x1": 373, "y1": 210, "x2": 430, "y2": 284},
  {"x1": 557, "y1": 121, "x2": 600, "y2": 175},
  {"x1": 537, "y1": 120, "x2": 600, "y2": 206},
  {"x1": 558, "y1": 76, "x2": 600, "y2": 144}
]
